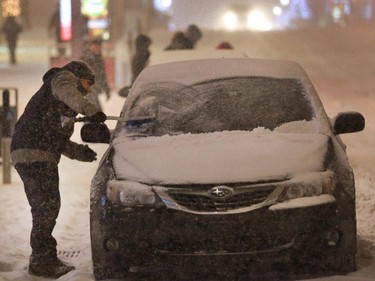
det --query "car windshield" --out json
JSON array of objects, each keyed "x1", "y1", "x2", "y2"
[{"x1": 124, "y1": 77, "x2": 314, "y2": 136}]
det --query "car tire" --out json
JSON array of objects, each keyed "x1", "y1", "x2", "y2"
[{"x1": 329, "y1": 186, "x2": 357, "y2": 273}]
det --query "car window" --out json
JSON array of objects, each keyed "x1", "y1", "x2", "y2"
[{"x1": 125, "y1": 77, "x2": 315, "y2": 136}]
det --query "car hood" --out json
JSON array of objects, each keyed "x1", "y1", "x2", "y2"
[{"x1": 112, "y1": 130, "x2": 329, "y2": 185}]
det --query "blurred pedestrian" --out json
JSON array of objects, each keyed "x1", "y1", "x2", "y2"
[
  {"x1": 82, "y1": 15, "x2": 90, "y2": 41},
  {"x1": 165, "y1": 24, "x2": 202, "y2": 50},
  {"x1": 80, "y1": 39, "x2": 111, "y2": 109},
  {"x1": 131, "y1": 34, "x2": 152, "y2": 84},
  {"x1": 164, "y1": 31, "x2": 191, "y2": 50},
  {"x1": 1, "y1": 16, "x2": 22, "y2": 65},
  {"x1": 48, "y1": 5, "x2": 65, "y2": 57},
  {"x1": 11, "y1": 60, "x2": 107, "y2": 279},
  {"x1": 185, "y1": 24, "x2": 202, "y2": 49}
]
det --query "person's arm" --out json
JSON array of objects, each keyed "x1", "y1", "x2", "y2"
[
  {"x1": 51, "y1": 70, "x2": 99, "y2": 116},
  {"x1": 62, "y1": 141, "x2": 97, "y2": 162}
]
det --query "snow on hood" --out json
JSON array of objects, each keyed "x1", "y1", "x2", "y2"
[{"x1": 112, "y1": 129, "x2": 329, "y2": 185}]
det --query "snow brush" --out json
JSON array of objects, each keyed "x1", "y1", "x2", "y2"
[
  {"x1": 73, "y1": 115, "x2": 157, "y2": 126},
  {"x1": 73, "y1": 115, "x2": 128, "y2": 123},
  {"x1": 77, "y1": 115, "x2": 158, "y2": 143}
]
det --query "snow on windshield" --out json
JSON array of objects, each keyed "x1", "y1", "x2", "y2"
[
  {"x1": 123, "y1": 77, "x2": 315, "y2": 136},
  {"x1": 111, "y1": 75, "x2": 325, "y2": 184}
]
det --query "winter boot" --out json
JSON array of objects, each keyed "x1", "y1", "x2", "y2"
[{"x1": 28, "y1": 258, "x2": 75, "y2": 278}]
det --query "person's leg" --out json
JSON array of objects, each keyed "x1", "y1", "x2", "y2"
[
  {"x1": 15, "y1": 162, "x2": 74, "y2": 278},
  {"x1": 57, "y1": 40, "x2": 66, "y2": 57},
  {"x1": 16, "y1": 162, "x2": 60, "y2": 262},
  {"x1": 8, "y1": 39, "x2": 17, "y2": 64}
]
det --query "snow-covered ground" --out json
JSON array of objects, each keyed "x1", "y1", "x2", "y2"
[{"x1": 0, "y1": 24, "x2": 375, "y2": 280}]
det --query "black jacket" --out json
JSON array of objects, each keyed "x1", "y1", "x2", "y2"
[
  {"x1": 11, "y1": 64, "x2": 99, "y2": 164},
  {"x1": 1, "y1": 17, "x2": 22, "y2": 44}
]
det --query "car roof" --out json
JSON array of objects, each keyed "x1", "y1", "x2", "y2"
[
  {"x1": 134, "y1": 58, "x2": 311, "y2": 86},
  {"x1": 148, "y1": 49, "x2": 248, "y2": 66}
]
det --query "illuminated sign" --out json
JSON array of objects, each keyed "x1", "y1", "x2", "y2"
[
  {"x1": 81, "y1": 0, "x2": 109, "y2": 40},
  {"x1": 81, "y1": 0, "x2": 108, "y2": 17},
  {"x1": 2, "y1": 0, "x2": 21, "y2": 17},
  {"x1": 60, "y1": 0, "x2": 72, "y2": 41},
  {"x1": 57, "y1": 0, "x2": 109, "y2": 41}
]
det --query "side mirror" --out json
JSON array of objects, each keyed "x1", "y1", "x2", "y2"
[
  {"x1": 332, "y1": 111, "x2": 365, "y2": 135},
  {"x1": 81, "y1": 123, "x2": 110, "y2": 143}
]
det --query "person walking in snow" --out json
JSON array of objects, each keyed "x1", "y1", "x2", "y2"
[
  {"x1": 118, "y1": 34, "x2": 152, "y2": 97},
  {"x1": 164, "y1": 24, "x2": 202, "y2": 50},
  {"x1": 48, "y1": 5, "x2": 65, "y2": 57},
  {"x1": 80, "y1": 39, "x2": 111, "y2": 110},
  {"x1": 11, "y1": 61, "x2": 107, "y2": 279},
  {"x1": 131, "y1": 34, "x2": 152, "y2": 84},
  {"x1": 184, "y1": 24, "x2": 202, "y2": 49},
  {"x1": 1, "y1": 16, "x2": 22, "y2": 65},
  {"x1": 164, "y1": 31, "x2": 191, "y2": 50}
]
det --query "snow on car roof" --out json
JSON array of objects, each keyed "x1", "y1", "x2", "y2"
[
  {"x1": 148, "y1": 49, "x2": 248, "y2": 66},
  {"x1": 134, "y1": 58, "x2": 311, "y2": 86}
]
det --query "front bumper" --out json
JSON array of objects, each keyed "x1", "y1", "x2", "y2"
[{"x1": 94, "y1": 199, "x2": 342, "y2": 274}]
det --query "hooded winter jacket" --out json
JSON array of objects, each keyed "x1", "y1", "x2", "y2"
[{"x1": 11, "y1": 61, "x2": 100, "y2": 164}]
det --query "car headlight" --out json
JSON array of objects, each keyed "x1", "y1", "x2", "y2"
[
  {"x1": 223, "y1": 11, "x2": 238, "y2": 31},
  {"x1": 277, "y1": 171, "x2": 336, "y2": 202},
  {"x1": 107, "y1": 180, "x2": 164, "y2": 207},
  {"x1": 247, "y1": 9, "x2": 272, "y2": 31}
]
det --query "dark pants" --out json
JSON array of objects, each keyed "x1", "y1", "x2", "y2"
[
  {"x1": 6, "y1": 38, "x2": 17, "y2": 64},
  {"x1": 15, "y1": 162, "x2": 60, "y2": 264}
]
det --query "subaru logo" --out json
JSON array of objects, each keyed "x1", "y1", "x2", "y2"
[{"x1": 208, "y1": 186, "x2": 233, "y2": 199}]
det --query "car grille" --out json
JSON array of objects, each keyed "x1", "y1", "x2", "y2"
[{"x1": 168, "y1": 186, "x2": 276, "y2": 212}]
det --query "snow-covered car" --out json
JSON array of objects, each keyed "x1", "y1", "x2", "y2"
[
  {"x1": 148, "y1": 49, "x2": 248, "y2": 66},
  {"x1": 85, "y1": 58, "x2": 365, "y2": 280}
]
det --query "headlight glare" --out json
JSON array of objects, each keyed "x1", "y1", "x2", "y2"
[
  {"x1": 279, "y1": 172, "x2": 336, "y2": 202},
  {"x1": 107, "y1": 180, "x2": 163, "y2": 207},
  {"x1": 223, "y1": 11, "x2": 238, "y2": 31},
  {"x1": 247, "y1": 9, "x2": 272, "y2": 31}
]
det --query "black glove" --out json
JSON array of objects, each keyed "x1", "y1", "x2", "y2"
[
  {"x1": 88, "y1": 111, "x2": 107, "y2": 123},
  {"x1": 76, "y1": 144, "x2": 97, "y2": 162}
]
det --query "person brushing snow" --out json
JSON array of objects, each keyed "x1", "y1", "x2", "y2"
[{"x1": 10, "y1": 61, "x2": 107, "y2": 278}]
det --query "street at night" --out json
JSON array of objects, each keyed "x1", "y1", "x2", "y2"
[{"x1": 1, "y1": 1, "x2": 375, "y2": 280}]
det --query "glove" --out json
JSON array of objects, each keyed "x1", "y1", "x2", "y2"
[
  {"x1": 89, "y1": 111, "x2": 107, "y2": 123},
  {"x1": 76, "y1": 144, "x2": 97, "y2": 162}
]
